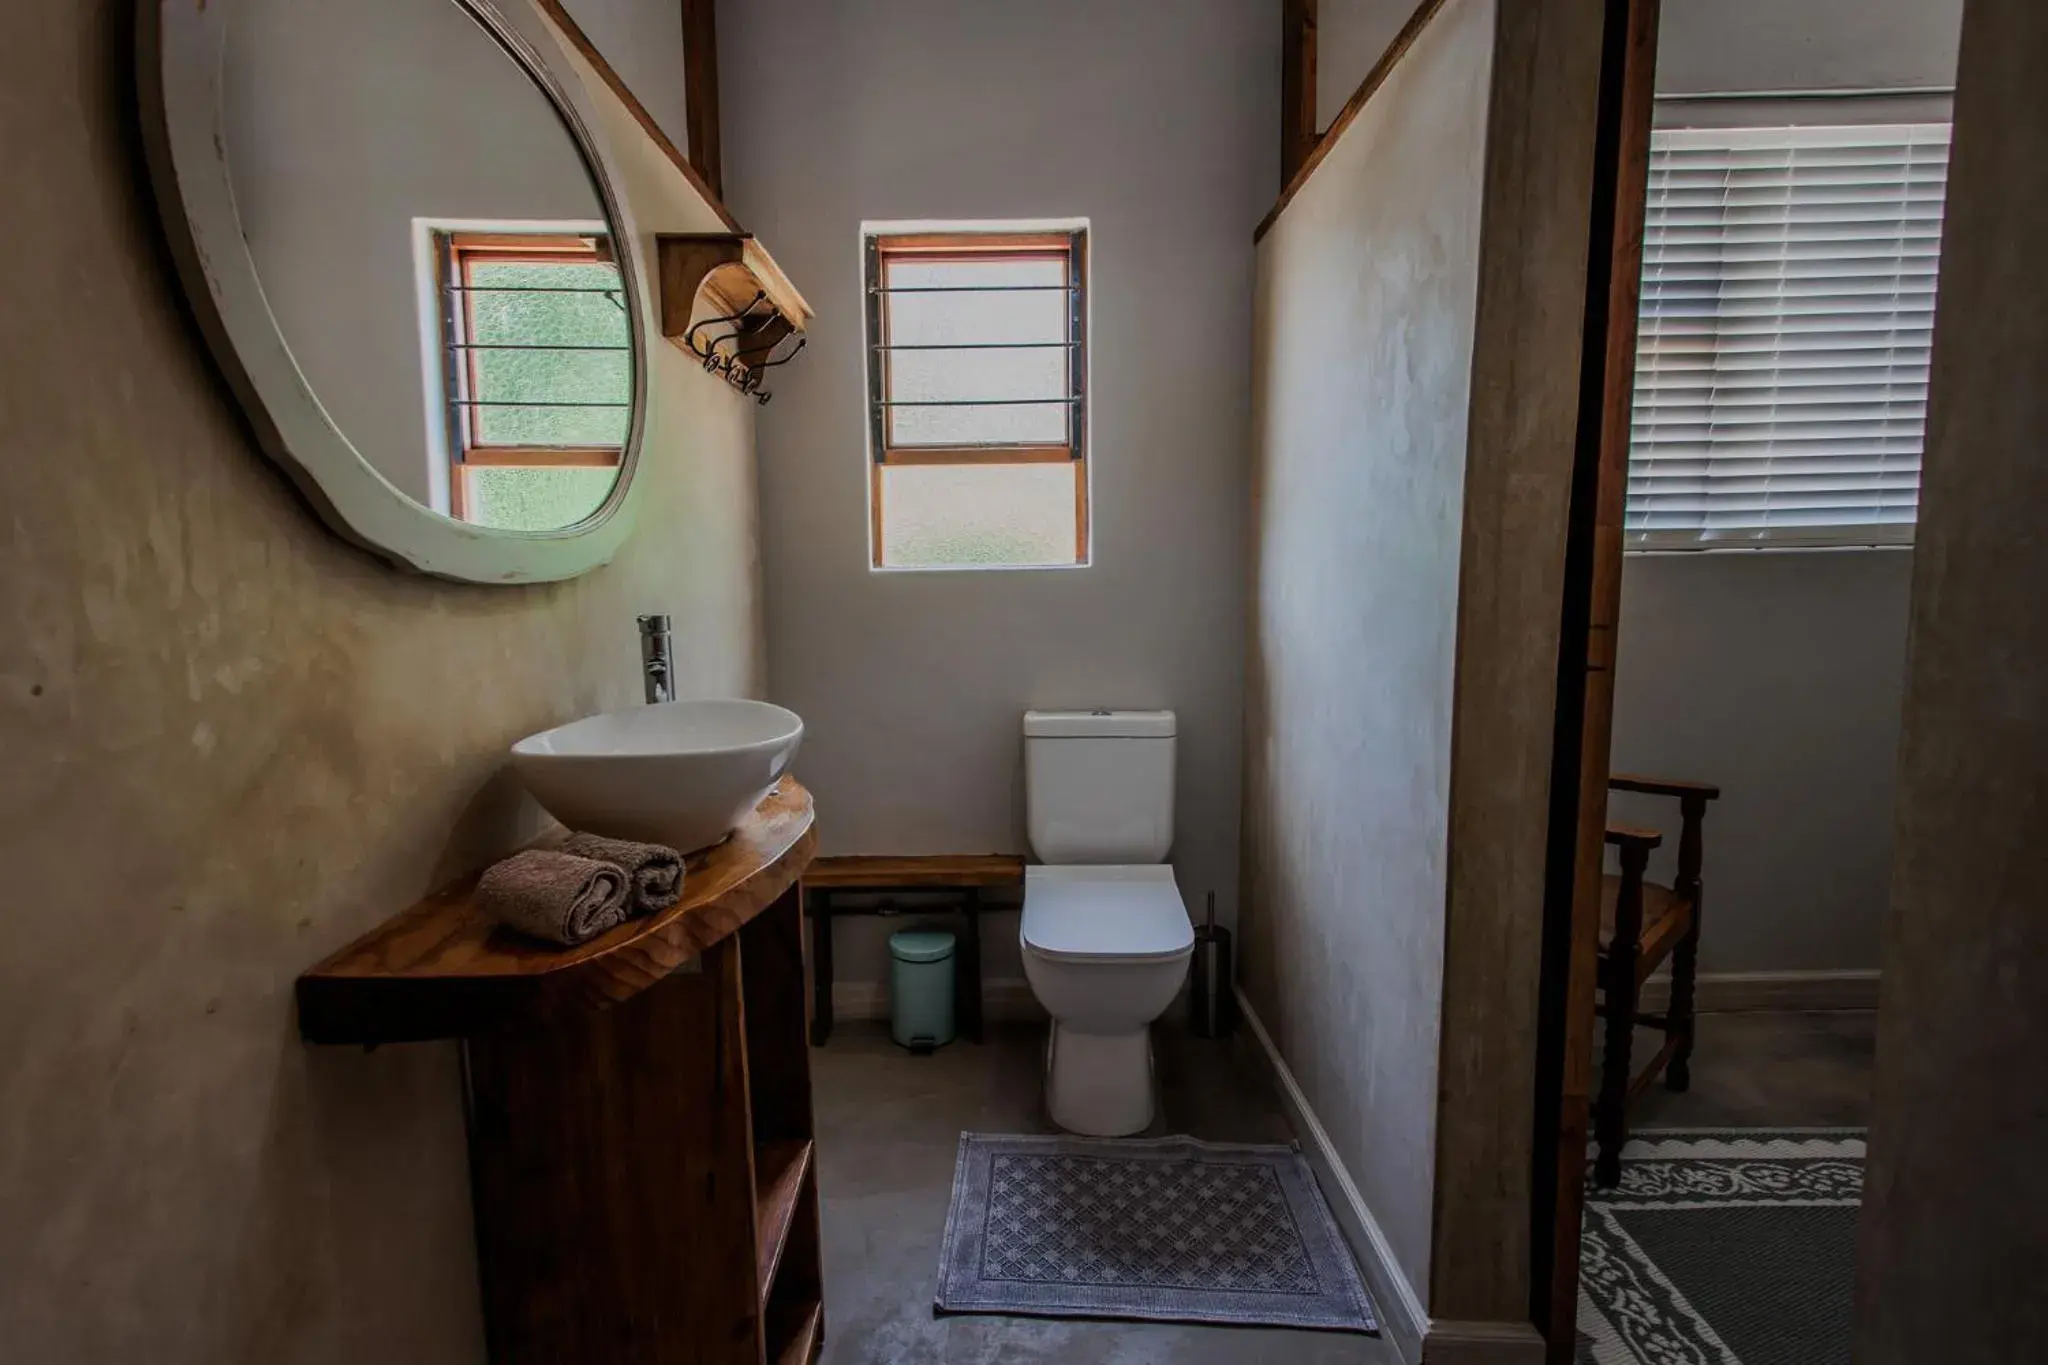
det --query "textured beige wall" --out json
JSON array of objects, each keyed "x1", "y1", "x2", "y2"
[
  {"x1": 1241, "y1": 0, "x2": 1495, "y2": 1311},
  {"x1": 0, "y1": 3, "x2": 762, "y2": 1361},
  {"x1": 1246, "y1": 0, "x2": 1609, "y2": 1337},
  {"x1": 1854, "y1": 0, "x2": 2048, "y2": 1357}
]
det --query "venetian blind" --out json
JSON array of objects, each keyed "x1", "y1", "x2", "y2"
[{"x1": 1627, "y1": 122, "x2": 1951, "y2": 547}]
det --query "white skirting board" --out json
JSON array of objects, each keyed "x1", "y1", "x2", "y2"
[
  {"x1": 1638, "y1": 968, "x2": 1881, "y2": 1014},
  {"x1": 1233, "y1": 987, "x2": 1433, "y2": 1363},
  {"x1": 831, "y1": 977, "x2": 1045, "y2": 1022}
]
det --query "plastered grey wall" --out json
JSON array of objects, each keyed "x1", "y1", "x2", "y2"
[
  {"x1": 1609, "y1": 553, "x2": 1914, "y2": 972},
  {"x1": 1656, "y1": 0, "x2": 1960, "y2": 95},
  {"x1": 1316, "y1": 0, "x2": 1422, "y2": 131},
  {"x1": 720, "y1": 0, "x2": 1274, "y2": 988},
  {"x1": 0, "y1": 3, "x2": 761, "y2": 1360},
  {"x1": 1606, "y1": 0, "x2": 1962, "y2": 976},
  {"x1": 560, "y1": 0, "x2": 688, "y2": 151},
  {"x1": 1242, "y1": 0, "x2": 1494, "y2": 1309}
]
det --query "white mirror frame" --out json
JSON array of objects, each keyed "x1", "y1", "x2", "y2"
[{"x1": 137, "y1": 0, "x2": 650, "y2": 585}]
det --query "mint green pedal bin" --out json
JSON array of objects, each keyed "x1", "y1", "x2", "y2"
[{"x1": 888, "y1": 929, "x2": 957, "y2": 1052}]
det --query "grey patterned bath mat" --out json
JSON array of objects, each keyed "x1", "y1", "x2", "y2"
[
  {"x1": 1577, "y1": 1129, "x2": 1864, "y2": 1365},
  {"x1": 934, "y1": 1132, "x2": 1378, "y2": 1332}
]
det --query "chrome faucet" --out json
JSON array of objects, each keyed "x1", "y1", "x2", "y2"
[{"x1": 638, "y1": 614, "x2": 675, "y2": 704}]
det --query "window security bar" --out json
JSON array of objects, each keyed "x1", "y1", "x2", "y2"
[
  {"x1": 446, "y1": 342, "x2": 630, "y2": 351},
  {"x1": 868, "y1": 284, "x2": 1080, "y2": 294},
  {"x1": 887, "y1": 441, "x2": 1078, "y2": 451},
  {"x1": 871, "y1": 342, "x2": 1076, "y2": 350},
  {"x1": 451, "y1": 399, "x2": 630, "y2": 408},
  {"x1": 447, "y1": 284, "x2": 624, "y2": 294},
  {"x1": 877, "y1": 398, "x2": 1080, "y2": 407}
]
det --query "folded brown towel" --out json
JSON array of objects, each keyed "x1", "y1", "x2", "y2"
[
  {"x1": 560, "y1": 832, "x2": 685, "y2": 915},
  {"x1": 477, "y1": 850, "x2": 631, "y2": 946}
]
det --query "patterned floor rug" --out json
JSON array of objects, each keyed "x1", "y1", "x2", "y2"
[
  {"x1": 1577, "y1": 1129, "x2": 1865, "y2": 1365},
  {"x1": 934, "y1": 1132, "x2": 1379, "y2": 1332}
]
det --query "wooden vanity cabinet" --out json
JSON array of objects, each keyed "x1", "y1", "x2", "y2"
[{"x1": 298, "y1": 783, "x2": 824, "y2": 1365}]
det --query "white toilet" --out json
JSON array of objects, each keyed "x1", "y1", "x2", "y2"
[{"x1": 1019, "y1": 709, "x2": 1195, "y2": 1136}]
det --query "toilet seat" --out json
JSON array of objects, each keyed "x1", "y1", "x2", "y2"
[{"x1": 1022, "y1": 865, "x2": 1194, "y2": 964}]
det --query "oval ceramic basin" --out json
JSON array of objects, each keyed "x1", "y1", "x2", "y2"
[{"x1": 511, "y1": 699, "x2": 804, "y2": 853}]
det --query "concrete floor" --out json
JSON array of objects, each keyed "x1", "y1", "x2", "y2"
[
  {"x1": 807, "y1": 1009, "x2": 1877, "y2": 1364},
  {"x1": 809, "y1": 1019, "x2": 1403, "y2": 1365},
  {"x1": 1612, "y1": 1009, "x2": 1877, "y2": 1129}
]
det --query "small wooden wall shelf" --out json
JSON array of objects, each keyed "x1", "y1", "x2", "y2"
[
  {"x1": 658, "y1": 232, "x2": 813, "y2": 378},
  {"x1": 297, "y1": 782, "x2": 824, "y2": 1365}
]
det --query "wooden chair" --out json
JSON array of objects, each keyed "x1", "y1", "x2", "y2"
[{"x1": 1595, "y1": 773, "x2": 1720, "y2": 1186}]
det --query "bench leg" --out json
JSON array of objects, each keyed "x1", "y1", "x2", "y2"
[
  {"x1": 809, "y1": 889, "x2": 834, "y2": 1047},
  {"x1": 961, "y1": 892, "x2": 984, "y2": 1043}
]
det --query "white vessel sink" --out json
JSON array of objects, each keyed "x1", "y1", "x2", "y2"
[{"x1": 511, "y1": 699, "x2": 804, "y2": 853}]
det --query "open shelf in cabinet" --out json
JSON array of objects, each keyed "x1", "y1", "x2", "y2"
[
  {"x1": 754, "y1": 1139, "x2": 814, "y2": 1308},
  {"x1": 766, "y1": 1296, "x2": 824, "y2": 1365},
  {"x1": 741, "y1": 885, "x2": 824, "y2": 1345}
]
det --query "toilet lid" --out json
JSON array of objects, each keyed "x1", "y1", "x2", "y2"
[{"x1": 1021, "y1": 865, "x2": 1195, "y2": 963}]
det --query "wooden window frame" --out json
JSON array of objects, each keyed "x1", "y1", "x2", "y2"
[
  {"x1": 436, "y1": 231, "x2": 627, "y2": 521},
  {"x1": 864, "y1": 229, "x2": 1089, "y2": 569}
]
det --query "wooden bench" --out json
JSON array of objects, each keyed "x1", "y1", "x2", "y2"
[{"x1": 802, "y1": 854, "x2": 1026, "y2": 1046}]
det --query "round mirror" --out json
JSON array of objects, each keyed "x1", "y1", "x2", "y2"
[{"x1": 139, "y1": 0, "x2": 648, "y2": 583}]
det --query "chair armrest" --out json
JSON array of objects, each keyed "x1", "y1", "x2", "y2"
[
  {"x1": 1604, "y1": 822, "x2": 1664, "y2": 851},
  {"x1": 1610, "y1": 772, "x2": 1721, "y2": 801}
]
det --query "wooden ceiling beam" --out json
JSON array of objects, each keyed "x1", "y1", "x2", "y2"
[{"x1": 1281, "y1": 0, "x2": 1319, "y2": 185}]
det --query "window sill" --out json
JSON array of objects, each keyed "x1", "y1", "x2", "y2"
[{"x1": 868, "y1": 560, "x2": 1093, "y2": 576}]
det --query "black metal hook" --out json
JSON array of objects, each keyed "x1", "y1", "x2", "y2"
[
  {"x1": 757, "y1": 334, "x2": 807, "y2": 371},
  {"x1": 684, "y1": 290, "x2": 768, "y2": 359},
  {"x1": 734, "y1": 333, "x2": 803, "y2": 404},
  {"x1": 736, "y1": 331, "x2": 805, "y2": 371},
  {"x1": 683, "y1": 291, "x2": 803, "y2": 406}
]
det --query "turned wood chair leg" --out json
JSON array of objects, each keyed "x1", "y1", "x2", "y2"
[
  {"x1": 1594, "y1": 967, "x2": 1636, "y2": 1188},
  {"x1": 1667, "y1": 888, "x2": 1702, "y2": 1093},
  {"x1": 1596, "y1": 841, "x2": 1651, "y2": 1188},
  {"x1": 1666, "y1": 795, "x2": 1709, "y2": 1092}
]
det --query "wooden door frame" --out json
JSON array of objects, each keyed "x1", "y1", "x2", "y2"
[{"x1": 1528, "y1": 0, "x2": 1662, "y2": 1359}]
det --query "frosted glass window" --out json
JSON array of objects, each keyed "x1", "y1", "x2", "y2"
[
  {"x1": 463, "y1": 466, "x2": 616, "y2": 531},
  {"x1": 434, "y1": 230, "x2": 627, "y2": 531},
  {"x1": 864, "y1": 228, "x2": 1088, "y2": 569},
  {"x1": 877, "y1": 462, "x2": 1081, "y2": 569},
  {"x1": 464, "y1": 259, "x2": 630, "y2": 447}
]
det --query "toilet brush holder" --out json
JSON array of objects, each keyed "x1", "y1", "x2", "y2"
[{"x1": 1188, "y1": 893, "x2": 1236, "y2": 1039}]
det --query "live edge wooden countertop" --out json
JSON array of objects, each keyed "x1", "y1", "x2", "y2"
[{"x1": 296, "y1": 780, "x2": 817, "y2": 1046}]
